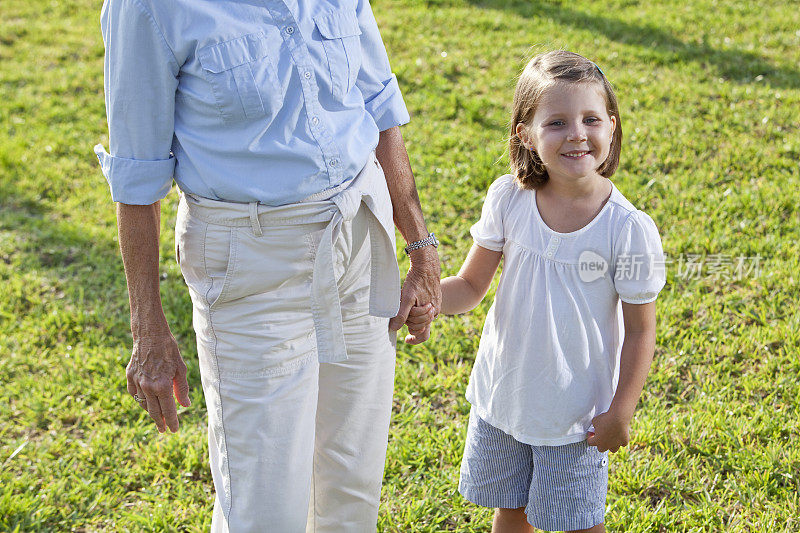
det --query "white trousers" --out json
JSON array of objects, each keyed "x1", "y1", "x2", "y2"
[{"x1": 175, "y1": 177, "x2": 397, "y2": 532}]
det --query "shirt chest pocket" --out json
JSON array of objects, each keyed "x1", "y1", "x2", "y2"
[
  {"x1": 314, "y1": 10, "x2": 362, "y2": 102},
  {"x1": 197, "y1": 33, "x2": 280, "y2": 124}
]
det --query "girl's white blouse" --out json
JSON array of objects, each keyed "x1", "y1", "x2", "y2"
[{"x1": 467, "y1": 174, "x2": 666, "y2": 446}]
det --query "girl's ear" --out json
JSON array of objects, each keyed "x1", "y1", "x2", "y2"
[
  {"x1": 515, "y1": 122, "x2": 534, "y2": 151},
  {"x1": 609, "y1": 115, "x2": 617, "y2": 140}
]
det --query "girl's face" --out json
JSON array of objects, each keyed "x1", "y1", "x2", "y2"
[{"x1": 517, "y1": 81, "x2": 616, "y2": 185}]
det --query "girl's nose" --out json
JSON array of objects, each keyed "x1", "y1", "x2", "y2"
[{"x1": 567, "y1": 125, "x2": 587, "y2": 142}]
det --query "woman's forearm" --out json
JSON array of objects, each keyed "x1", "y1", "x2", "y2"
[
  {"x1": 116, "y1": 201, "x2": 189, "y2": 433},
  {"x1": 376, "y1": 126, "x2": 431, "y2": 246},
  {"x1": 116, "y1": 201, "x2": 170, "y2": 340}
]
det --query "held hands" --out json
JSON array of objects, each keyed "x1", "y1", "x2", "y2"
[
  {"x1": 406, "y1": 302, "x2": 436, "y2": 339},
  {"x1": 126, "y1": 333, "x2": 191, "y2": 433},
  {"x1": 586, "y1": 409, "x2": 631, "y2": 453},
  {"x1": 388, "y1": 246, "x2": 441, "y2": 344}
]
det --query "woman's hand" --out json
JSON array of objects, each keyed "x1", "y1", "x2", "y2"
[
  {"x1": 586, "y1": 409, "x2": 630, "y2": 453},
  {"x1": 127, "y1": 333, "x2": 191, "y2": 433},
  {"x1": 389, "y1": 246, "x2": 441, "y2": 344}
]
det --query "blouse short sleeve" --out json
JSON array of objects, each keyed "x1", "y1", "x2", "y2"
[
  {"x1": 470, "y1": 175, "x2": 515, "y2": 252},
  {"x1": 612, "y1": 211, "x2": 667, "y2": 304},
  {"x1": 93, "y1": 0, "x2": 180, "y2": 205}
]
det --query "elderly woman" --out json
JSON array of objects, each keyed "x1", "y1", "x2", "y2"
[{"x1": 93, "y1": 0, "x2": 440, "y2": 530}]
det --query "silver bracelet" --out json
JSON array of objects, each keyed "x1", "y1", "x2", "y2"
[{"x1": 404, "y1": 232, "x2": 439, "y2": 255}]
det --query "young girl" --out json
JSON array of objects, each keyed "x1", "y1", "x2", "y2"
[{"x1": 409, "y1": 51, "x2": 666, "y2": 532}]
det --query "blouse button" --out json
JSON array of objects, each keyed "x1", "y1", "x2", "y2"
[
  {"x1": 329, "y1": 159, "x2": 339, "y2": 167},
  {"x1": 285, "y1": 26, "x2": 295, "y2": 35},
  {"x1": 303, "y1": 70, "x2": 312, "y2": 80},
  {"x1": 311, "y1": 116, "x2": 320, "y2": 126}
]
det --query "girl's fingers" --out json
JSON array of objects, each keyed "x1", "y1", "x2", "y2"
[
  {"x1": 407, "y1": 305, "x2": 435, "y2": 325},
  {"x1": 406, "y1": 313, "x2": 434, "y2": 328},
  {"x1": 405, "y1": 304, "x2": 435, "y2": 341},
  {"x1": 407, "y1": 303, "x2": 432, "y2": 317},
  {"x1": 405, "y1": 324, "x2": 431, "y2": 344}
]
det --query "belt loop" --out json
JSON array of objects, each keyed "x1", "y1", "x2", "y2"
[{"x1": 248, "y1": 202, "x2": 263, "y2": 237}]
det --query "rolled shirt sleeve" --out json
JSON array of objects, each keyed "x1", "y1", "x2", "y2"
[
  {"x1": 355, "y1": 0, "x2": 410, "y2": 131},
  {"x1": 94, "y1": 0, "x2": 179, "y2": 205}
]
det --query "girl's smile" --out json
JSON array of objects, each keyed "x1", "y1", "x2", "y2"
[
  {"x1": 562, "y1": 150, "x2": 591, "y2": 159},
  {"x1": 517, "y1": 81, "x2": 616, "y2": 186}
]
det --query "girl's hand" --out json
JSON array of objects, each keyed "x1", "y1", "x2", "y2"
[
  {"x1": 405, "y1": 303, "x2": 436, "y2": 339},
  {"x1": 586, "y1": 410, "x2": 630, "y2": 453}
]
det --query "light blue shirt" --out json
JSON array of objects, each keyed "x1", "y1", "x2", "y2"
[{"x1": 93, "y1": 0, "x2": 410, "y2": 205}]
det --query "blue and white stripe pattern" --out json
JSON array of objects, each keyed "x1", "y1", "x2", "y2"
[{"x1": 459, "y1": 409, "x2": 608, "y2": 531}]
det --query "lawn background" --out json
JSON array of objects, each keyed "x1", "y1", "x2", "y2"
[{"x1": 1, "y1": 0, "x2": 799, "y2": 530}]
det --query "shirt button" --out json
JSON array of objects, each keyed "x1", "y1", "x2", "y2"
[
  {"x1": 311, "y1": 116, "x2": 320, "y2": 126},
  {"x1": 329, "y1": 159, "x2": 339, "y2": 167},
  {"x1": 546, "y1": 250, "x2": 554, "y2": 258},
  {"x1": 303, "y1": 71, "x2": 312, "y2": 80},
  {"x1": 285, "y1": 26, "x2": 295, "y2": 35}
]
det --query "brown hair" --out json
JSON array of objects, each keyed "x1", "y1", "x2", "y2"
[{"x1": 509, "y1": 50, "x2": 622, "y2": 190}]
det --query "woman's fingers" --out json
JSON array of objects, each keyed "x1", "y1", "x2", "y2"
[
  {"x1": 135, "y1": 380, "x2": 181, "y2": 432},
  {"x1": 148, "y1": 377, "x2": 180, "y2": 433},
  {"x1": 173, "y1": 372, "x2": 192, "y2": 408},
  {"x1": 389, "y1": 295, "x2": 414, "y2": 332},
  {"x1": 126, "y1": 360, "x2": 138, "y2": 397},
  {"x1": 159, "y1": 394, "x2": 180, "y2": 433},
  {"x1": 128, "y1": 335, "x2": 188, "y2": 433},
  {"x1": 134, "y1": 386, "x2": 148, "y2": 411},
  {"x1": 141, "y1": 383, "x2": 167, "y2": 433}
]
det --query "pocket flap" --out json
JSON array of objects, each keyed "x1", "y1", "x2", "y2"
[
  {"x1": 198, "y1": 32, "x2": 269, "y2": 73},
  {"x1": 314, "y1": 10, "x2": 362, "y2": 39}
]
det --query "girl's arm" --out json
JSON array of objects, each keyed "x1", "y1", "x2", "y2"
[
  {"x1": 441, "y1": 244, "x2": 503, "y2": 315},
  {"x1": 587, "y1": 301, "x2": 657, "y2": 453}
]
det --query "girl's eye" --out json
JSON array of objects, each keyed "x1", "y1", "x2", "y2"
[
  {"x1": 549, "y1": 120, "x2": 565, "y2": 127},
  {"x1": 585, "y1": 117, "x2": 600, "y2": 124}
]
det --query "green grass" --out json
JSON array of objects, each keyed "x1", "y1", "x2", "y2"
[{"x1": 2, "y1": 0, "x2": 799, "y2": 530}]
